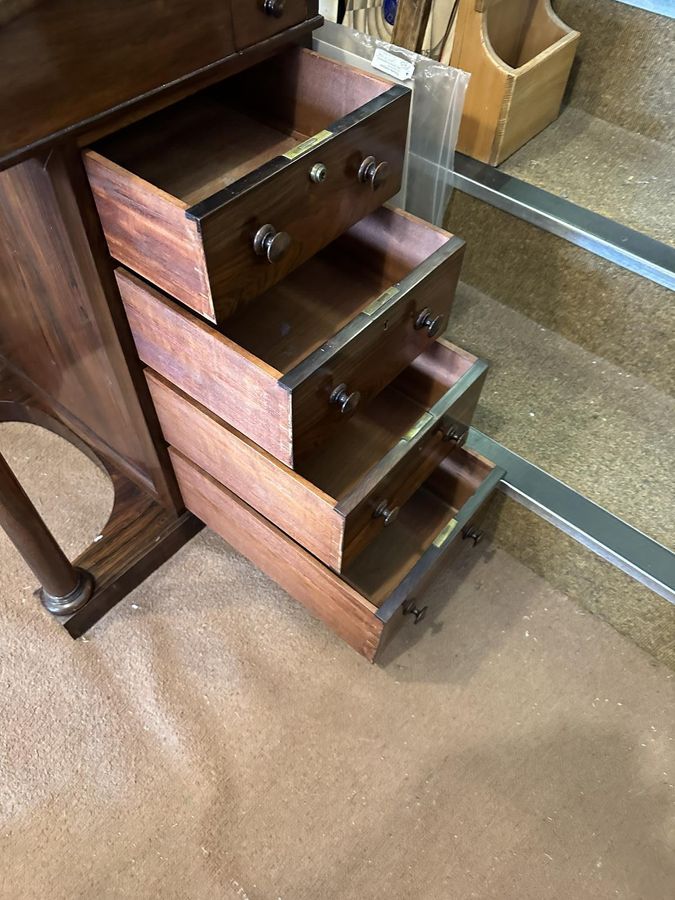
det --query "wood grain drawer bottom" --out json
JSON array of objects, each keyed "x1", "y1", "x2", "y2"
[{"x1": 169, "y1": 447, "x2": 504, "y2": 662}]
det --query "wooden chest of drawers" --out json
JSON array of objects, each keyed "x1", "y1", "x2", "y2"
[{"x1": 82, "y1": 32, "x2": 505, "y2": 661}]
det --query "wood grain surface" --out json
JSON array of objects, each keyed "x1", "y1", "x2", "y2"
[
  {"x1": 116, "y1": 269, "x2": 294, "y2": 466},
  {"x1": 0, "y1": 0, "x2": 321, "y2": 169},
  {"x1": 0, "y1": 148, "x2": 179, "y2": 506}
]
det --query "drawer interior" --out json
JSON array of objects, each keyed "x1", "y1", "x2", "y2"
[
  {"x1": 222, "y1": 209, "x2": 450, "y2": 373},
  {"x1": 91, "y1": 48, "x2": 395, "y2": 207},
  {"x1": 294, "y1": 341, "x2": 477, "y2": 499},
  {"x1": 343, "y1": 449, "x2": 495, "y2": 607}
]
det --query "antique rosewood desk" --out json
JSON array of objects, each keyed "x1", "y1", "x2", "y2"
[
  {"x1": 0, "y1": 0, "x2": 323, "y2": 633},
  {"x1": 0, "y1": 1, "x2": 503, "y2": 661}
]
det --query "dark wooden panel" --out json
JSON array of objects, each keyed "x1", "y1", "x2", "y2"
[
  {"x1": 0, "y1": 0, "x2": 234, "y2": 166},
  {"x1": 0, "y1": 3, "x2": 322, "y2": 169},
  {"x1": 231, "y1": 0, "x2": 309, "y2": 49},
  {"x1": 84, "y1": 151, "x2": 213, "y2": 319},
  {"x1": 147, "y1": 371, "x2": 343, "y2": 567},
  {"x1": 0, "y1": 148, "x2": 179, "y2": 506}
]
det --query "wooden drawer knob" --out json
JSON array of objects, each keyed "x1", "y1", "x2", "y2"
[
  {"x1": 330, "y1": 383, "x2": 361, "y2": 415},
  {"x1": 415, "y1": 307, "x2": 444, "y2": 337},
  {"x1": 263, "y1": 0, "x2": 285, "y2": 17},
  {"x1": 402, "y1": 597, "x2": 428, "y2": 624},
  {"x1": 373, "y1": 500, "x2": 400, "y2": 527},
  {"x1": 253, "y1": 224, "x2": 291, "y2": 263},
  {"x1": 462, "y1": 525, "x2": 484, "y2": 546},
  {"x1": 358, "y1": 156, "x2": 390, "y2": 190},
  {"x1": 438, "y1": 422, "x2": 468, "y2": 448}
]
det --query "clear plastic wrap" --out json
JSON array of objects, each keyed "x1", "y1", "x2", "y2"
[{"x1": 313, "y1": 20, "x2": 469, "y2": 226}]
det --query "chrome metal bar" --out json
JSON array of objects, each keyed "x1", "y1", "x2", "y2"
[
  {"x1": 467, "y1": 429, "x2": 675, "y2": 606},
  {"x1": 452, "y1": 153, "x2": 675, "y2": 291}
]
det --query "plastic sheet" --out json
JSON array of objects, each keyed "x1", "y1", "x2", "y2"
[{"x1": 313, "y1": 20, "x2": 469, "y2": 225}]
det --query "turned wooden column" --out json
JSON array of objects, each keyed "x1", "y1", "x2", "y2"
[{"x1": 0, "y1": 450, "x2": 94, "y2": 615}]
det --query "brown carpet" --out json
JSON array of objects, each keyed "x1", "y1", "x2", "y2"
[{"x1": 1, "y1": 422, "x2": 673, "y2": 900}]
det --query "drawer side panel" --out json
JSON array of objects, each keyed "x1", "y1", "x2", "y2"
[
  {"x1": 84, "y1": 151, "x2": 214, "y2": 320},
  {"x1": 117, "y1": 269, "x2": 293, "y2": 465},
  {"x1": 148, "y1": 373, "x2": 343, "y2": 568}
]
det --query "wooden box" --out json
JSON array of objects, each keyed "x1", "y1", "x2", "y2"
[{"x1": 450, "y1": 0, "x2": 580, "y2": 165}]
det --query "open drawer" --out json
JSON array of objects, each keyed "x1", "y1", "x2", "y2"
[
  {"x1": 84, "y1": 48, "x2": 410, "y2": 324},
  {"x1": 169, "y1": 446, "x2": 504, "y2": 661},
  {"x1": 147, "y1": 337, "x2": 488, "y2": 571},
  {"x1": 118, "y1": 206, "x2": 465, "y2": 466}
]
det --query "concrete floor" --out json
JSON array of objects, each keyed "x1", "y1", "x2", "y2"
[{"x1": 1, "y1": 422, "x2": 674, "y2": 900}]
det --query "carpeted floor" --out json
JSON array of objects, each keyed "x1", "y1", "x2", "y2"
[{"x1": 1, "y1": 421, "x2": 673, "y2": 900}]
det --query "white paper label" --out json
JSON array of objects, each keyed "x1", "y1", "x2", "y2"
[{"x1": 371, "y1": 48, "x2": 415, "y2": 83}]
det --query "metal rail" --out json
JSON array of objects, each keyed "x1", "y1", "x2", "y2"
[{"x1": 468, "y1": 429, "x2": 675, "y2": 606}]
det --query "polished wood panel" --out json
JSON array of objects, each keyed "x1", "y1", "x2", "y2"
[
  {"x1": 118, "y1": 269, "x2": 293, "y2": 466},
  {"x1": 147, "y1": 338, "x2": 487, "y2": 571},
  {"x1": 169, "y1": 446, "x2": 498, "y2": 661},
  {"x1": 86, "y1": 49, "x2": 410, "y2": 322},
  {"x1": 147, "y1": 371, "x2": 342, "y2": 566},
  {"x1": 231, "y1": 0, "x2": 309, "y2": 49},
  {"x1": 0, "y1": 147, "x2": 179, "y2": 506},
  {"x1": 84, "y1": 151, "x2": 214, "y2": 320},
  {"x1": 0, "y1": 0, "x2": 321, "y2": 169},
  {"x1": 118, "y1": 207, "x2": 464, "y2": 465},
  {"x1": 0, "y1": 0, "x2": 234, "y2": 166}
]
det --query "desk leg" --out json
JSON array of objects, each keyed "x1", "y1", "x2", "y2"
[{"x1": 0, "y1": 451, "x2": 94, "y2": 614}]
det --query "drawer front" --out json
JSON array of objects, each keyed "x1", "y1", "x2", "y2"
[
  {"x1": 190, "y1": 84, "x2": 410, "y2": 321},
  {"x1": 286, "y1": 234, "x2": 466, "y2": 458},
  {"x1": 338, "y1": 358, "x2": 488, "y2": 567},
  {"x1": 231, "y1": 0, "x2": 309, "y2": 49}
]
